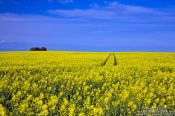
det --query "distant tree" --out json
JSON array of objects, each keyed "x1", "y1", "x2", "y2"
[
  {"x1": 30, "y1": 47, "x2": 47, "y2": 51},
  {"x1": 40, "y1": 47, "x2": 47, "y2": 51},
  {"x1": 30, "y1": 47, "x2": 34, "y2": 51}
]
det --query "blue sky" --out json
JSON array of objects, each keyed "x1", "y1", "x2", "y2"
[{"x1": 0, "y1": 0, "x2": 175, "y2": 51}]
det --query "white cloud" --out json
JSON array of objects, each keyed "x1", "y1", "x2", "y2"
[
  {"x1": 106, "y1": 2, "x2": 160, "y2": 14},
  {"x1": 48, "y1": 2, "x2": 170, "y2": 20},
  {"x1": 48, "y1": 0, "x2": 73, "y2": 3},
  {"x1": 49, "y1": 9, "x2": 116, "y2": 19},
  {"x1": 0, "y1": 40, "x2": 5, "y2": 43}
]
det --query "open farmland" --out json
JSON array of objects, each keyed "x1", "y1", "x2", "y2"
[{"x1": 0, "y1": 52, "x2": 175, "y2": 115}]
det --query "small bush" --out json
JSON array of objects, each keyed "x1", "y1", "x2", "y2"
[{"x1": 30, "y1": 47, "x2": 47, "y2": 51}]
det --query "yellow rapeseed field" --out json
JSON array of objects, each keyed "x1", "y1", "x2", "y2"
[{"x1": 0, "y1": 51, "x2": 175, "y2": 115}]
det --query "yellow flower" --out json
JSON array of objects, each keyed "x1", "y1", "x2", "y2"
[
  {"x1": 112, "y1": 100, "x2": 120, "y2": 107},
  {"x1": 17, "y1": 91, "x2": 22, "y2": 97},
  {"x1": 42, "y1": 104, "x2": 48, "y2": 110},
  {"x1": 39, "y1": 93, "x2": 44, "y2": 99},
  {"x1": 38, "y1": 110, "x2": 48, "y2": 116},
  {"x1": 48, "y1": 95, "x2": 58, "y2": 106},
  {"x1": 69, "y1": 104, "x2": 75, "y2": 116},
  {"x1": 121, "y1": 90, "x2": 129, "y2": 100},
  {"x1": 90, "y1": 107, "x2": 104, "y2": 116},
  {"x1": 128, "y1": 101, "x2": 134, "y2": 107},
  {"x1": 36, "y1": 100, "x2": 43, "y2": 106},
  {"x1": 27, "y1": 95, "x2": 33, "y2": 101},
  {"x1": 63, "y1": 98, "x2": 69, "y2": 105},
  {"x1": 84, "y1": 96, "x2": 91, "y2": 106},
  {"x1": 78, "y1": 112, "x2": 86, "y2": 116},
  {"x1": 18, "y1": 102, "x2": 28, "y2": 113},
  {"x1": 155, "y1": 98, "x2": 159, "y2": 103},
  {"x1": 58, "y1": 92, "x2": 63, "y2": 97},
  {"x1": 0, "y1": 104, "x2": 6, "y2": 116}
]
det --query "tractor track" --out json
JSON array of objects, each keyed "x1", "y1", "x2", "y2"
[
  {"x1": 113, "y1": 53, "x2": 117, "y2": 66},
  {"x1": 101, "y1": 53, "x2": 117, "y2": 66},
  {"x1": 101, "y1": 53, "x2": 111, "y2": 66}
]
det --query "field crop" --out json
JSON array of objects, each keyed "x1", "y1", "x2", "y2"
[{"x1": 0, "y1": 51, "x2": 175, "y2": 115}]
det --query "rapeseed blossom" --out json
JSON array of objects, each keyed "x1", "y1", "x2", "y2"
[{"x1": 0, "y1": 52, "x2": 175, "y2": 115}]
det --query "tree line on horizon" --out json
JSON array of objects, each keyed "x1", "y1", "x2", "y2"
[{"x1": 30, "y1": 47, "x2": 47, "y2": 51}]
